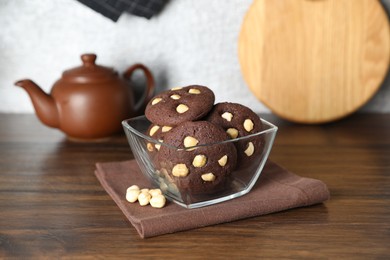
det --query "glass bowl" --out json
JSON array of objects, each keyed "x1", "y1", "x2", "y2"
[{"x1": 122, "y1": 116, "x2": 278, "y2": 209}]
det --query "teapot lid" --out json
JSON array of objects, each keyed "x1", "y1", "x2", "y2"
[{"x1": 62, "y1": 54, "x2": 116, "y2": 83}]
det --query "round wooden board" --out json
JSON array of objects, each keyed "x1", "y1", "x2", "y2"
[{"x1": 238, "y1": 0, "x2": 390, "y2": 123}]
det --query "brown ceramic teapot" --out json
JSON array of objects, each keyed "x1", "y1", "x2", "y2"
[{"x1": 15, "y1": 53, "x2": 155, "y2": 141}]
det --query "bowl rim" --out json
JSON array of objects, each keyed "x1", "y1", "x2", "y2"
[{"x1": 122, "y1": 115, "x2": 278, "y2": 150}]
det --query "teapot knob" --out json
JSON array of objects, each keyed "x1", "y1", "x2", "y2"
[{"x1": 81, "y1": 54, "x2": 97, "y2": 67}]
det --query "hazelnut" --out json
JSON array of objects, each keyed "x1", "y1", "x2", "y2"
[
  {"x1": 168, "y1": 183, "x2": 179, "y2": 194},
  {"x1": 170, "y1": 94, "x2": 181, "y2": 100},
  {"x1": 218, "y1": 155, "x2": 228, "y2": 167},
  {"x1": 183, "y1": 136, "x2": 199, "y2": 148},
  {"x1": 221, "y1": 112, "x2": 233, "y2": 122},
  {"x1": 192, "y1": 154, "x2": 207, "y2": 167},
  {"x1": 159, "y1": 182, "x2": 169, "y2": 192},
  {"x1": 147, "y1": 143, "x2": 154, "y2": 152},
  {"x1": 149, "y1": 188, "x2": 163, "y2": 197},
  {"x1": 176, "y1": 104, "x2": 189, "y2": 114},
  {"x1": 171, "y1": 87, "x2": 182, "y2": 90},
  {"x1": 226, "y1": 128, "x2": 239, "y2": 139},
  {"x1": 128, "y1": 185, "x2": 140, "y2": 190},
  {"x1": 188, "y1": 88, "x2": 201, "y2": 94},
  {"x1": 244, "y1": 142, "x2": 255, "y2": 156},
  {"x1": 126, "y1": 188, "x2": 140, "y2": 203},
  {"x1": 126, "y1": 185, "x2": 141, "y2": 203},
  {"x1": 150, "y1": 194, "x2": 166, "y2": 208},
  {"x1": 138, "y1": 191, "x2": 151, "y2": 206},
  {"x1": 243, "y1": 119, "x2": 254, "y2": 132},
  {"x1": 160, "y1": 168, "x2": 169, "y2": 176},
  {"x1": 149, "y1": 125, "x2": 160, "y2": 136},
  {"x1": 151, "y1": 98, "x2": 162, "y2": 105},
  {"x1": 172, "y1": 163, "x2": 189, "y2": 177},
  {"x1": 201, "y1": 173, "x2": 216, "y2": 182},
  {"x1": 140, "y1": 188, "x2": 150, "y2": 193},
  {"x1": 154, "y1": 139, "x2": 163, "y2": 151},
  {"x1": 162, "y1": 126, "x2": 173, "y2": 132}
]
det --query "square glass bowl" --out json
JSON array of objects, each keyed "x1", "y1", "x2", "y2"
[{"x1": 122, "y1": 116, "x2": 278, "y2": 209}]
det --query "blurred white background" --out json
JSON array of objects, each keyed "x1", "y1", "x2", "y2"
[{"x1": 0, "y1": 0, "x2": 389, "y2": 114}]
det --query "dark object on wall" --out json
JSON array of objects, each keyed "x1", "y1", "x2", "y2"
[
  {"x1": 76, "y1": 0, "x2": 168, "y2": 22},
  {"x1": 14, "y1": 53, "x2": 155, "y2": 141}
]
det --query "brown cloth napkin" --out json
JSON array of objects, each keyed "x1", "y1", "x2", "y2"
[{"x1": 95, "y1": 160, "x2": 330, "y2": 238}]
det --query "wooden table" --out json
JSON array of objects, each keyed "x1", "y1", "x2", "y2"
[{"x1": 1, "y1": 113, "x2": 389, "y2": 258}]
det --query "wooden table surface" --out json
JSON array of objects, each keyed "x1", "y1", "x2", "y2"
[{"x1": 1, "y1": 113, "x2": 389, "y2": 259}]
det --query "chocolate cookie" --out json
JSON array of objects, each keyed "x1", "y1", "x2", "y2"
[
  {"x1": 145, "y1": 85, "x2": 215, "y2": 126},
  {"x1": 206, "y1": 102, "x2": 265, "y2": 167},
  {"x1": 158, "y1": 121, "x2": 237, "y2": 195}
]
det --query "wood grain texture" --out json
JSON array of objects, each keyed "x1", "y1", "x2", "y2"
[
  {"x1": 0, "y1": 113, "x2": 389, "y2": 258},
  {"x1": 239, "y1": 0, "x2": 390, "y2": 123}
]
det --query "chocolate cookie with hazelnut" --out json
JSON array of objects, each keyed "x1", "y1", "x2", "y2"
[
  {"x1": 157, "y1": 121, "x2": 237, "y2": 195},
  {"x1": 206, "y1": 102, "x2": 265, "y2": 167},
  {"x1": 145, "y1": 85, "x2": 215, "y2": 126}
]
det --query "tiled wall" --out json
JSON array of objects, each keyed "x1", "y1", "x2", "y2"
[{"x1": 0, "y1": 0, "x2": 389, "y2": 113}]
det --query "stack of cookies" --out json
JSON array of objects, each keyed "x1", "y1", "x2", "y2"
[{"x1": 144, "y1": 85, "x2": 264, "y2": 195}]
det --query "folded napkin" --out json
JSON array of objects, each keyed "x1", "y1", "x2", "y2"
[
  {"x1": 76, "y1": 0, "x2": 168, "y2": 21},
  {"x1": 95, "y1": 160, "x2": 330, "y2": 238}
]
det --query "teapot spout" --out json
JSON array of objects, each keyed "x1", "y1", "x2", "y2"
[{"x1": 15, "y1": 79, "x2": 59, "y2": 128}]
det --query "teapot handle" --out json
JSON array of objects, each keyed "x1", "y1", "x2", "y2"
[{"x1": 123, "y1": 64, "x2": 155, "y2": 116}]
